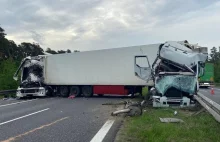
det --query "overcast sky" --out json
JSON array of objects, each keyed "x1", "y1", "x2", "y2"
[{"x1": 0, "y1": 0, "x2": 220, "y2": 51}]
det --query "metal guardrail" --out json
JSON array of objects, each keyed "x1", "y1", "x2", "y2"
[
  {"x1": 194, "y1": 92, "x2": 220, "y2": 122},
  {"x1": 0, "y1": 90, "x2": 17, "y2": 95}
]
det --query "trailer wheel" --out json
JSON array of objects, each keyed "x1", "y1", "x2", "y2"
[
  {"x1": 70, "y1": 86, "x2": 81, "y2": 97},
  {"x1": 60, "y1": 86, "x2": 69, "y2": 97},
  {"x1": 82, "y1": 86, "x2": 93, "y2": 97}
]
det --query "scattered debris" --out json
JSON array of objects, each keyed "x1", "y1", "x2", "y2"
[
  {"x1": 102, "y1": 101, "x2": 127, "y2": 106},
  {"x1": 159, "y1": 117, "x2": 184, "y2": 123},
  {"x1": 68, "y1": 95, "x2": 75, "y2": 99},
  {"x1": 174, "y1": 111, "x2": 178, "y2": 116},
  {"x1": 111, "y1": 109, "x2": 130, "y2": 116},
  {"x1": 111, "y1": 101, "x2": 143, "y2": 117}
]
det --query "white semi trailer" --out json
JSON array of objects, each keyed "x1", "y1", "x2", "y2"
[{"x1": 13, "y1": 43, "x2": 159, "y2": 97}]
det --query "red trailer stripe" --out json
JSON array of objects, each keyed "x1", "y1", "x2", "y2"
[{"x1": 93, "y1": 85, "x2": 128, "y2": 95}]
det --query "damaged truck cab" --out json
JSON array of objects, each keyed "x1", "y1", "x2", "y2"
[
  {"x1": 135, "y1": 41, "x2": 208, "y2": 107},
  {"x1": 14, "y1": 56, "x2": 48, "y2": 97}
]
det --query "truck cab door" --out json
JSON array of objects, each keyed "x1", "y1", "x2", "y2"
[{"x1": 134, "y1": 56, "x2": 152, "y2": 82}]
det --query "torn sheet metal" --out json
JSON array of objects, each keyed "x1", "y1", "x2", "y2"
[
  {"x1": 155, "y1": 75, "x2": 197, "y2": 96},
  {"x1": 159, "y1": 117, "x2": 184, "y2": 123},
  {"x1": 160, "y1": 41, "x2": 207, "y2": 68},
  {"x1": 23, "y1": 59, "x2": 44, "y2": 68},
  {"x1": 22, "y1": 59, "x2": 44, "y2": 83}
]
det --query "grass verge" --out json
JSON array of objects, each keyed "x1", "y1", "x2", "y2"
[
  {"x1": 142, "y1": 87, "x2": 148, "y2": 97},
  {"x1": 116, "y1": 107, "x2": 220, "y2": 142}
]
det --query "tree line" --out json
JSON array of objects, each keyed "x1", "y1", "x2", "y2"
[{"x1": 209, "y1": 46, "x2": 220, "y2": 83}]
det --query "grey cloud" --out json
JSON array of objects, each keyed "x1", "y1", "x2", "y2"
[
  {"x1": 30, "y1": 31, "x2": 45, "y2": 45},
  {"x1": 0, "y1": 0, "x2": 220, "y2": 51}
]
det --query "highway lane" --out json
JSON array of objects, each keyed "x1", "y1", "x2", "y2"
[
  {"x1": 199, "y1": 87, "x2": 220, "y2": 104},
  {"x1": 0, "y1": 97, "x2": 124, "y2": 142}
]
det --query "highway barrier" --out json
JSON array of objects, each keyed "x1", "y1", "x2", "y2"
[{"x1": 194, "y1": 92, "x2": 220, "y2": 123}]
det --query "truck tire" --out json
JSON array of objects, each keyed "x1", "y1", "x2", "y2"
[
  {"x1": 60, "y1": 86, "x2": 69, "y2": 97},
  {"x1": 45, "y1": 86, "x2": 53, "y2": 97},
  {"x1": 82, "y1": 86, "x2": 93, "y2": 97},
  {"x1": 70, "y1": 86, "x2": 81, "y2": 97}
]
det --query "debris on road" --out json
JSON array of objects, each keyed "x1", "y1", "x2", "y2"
[
  {"x1": 159, "y1": 117, "x2": 184, "y2": 123},
  {"x1": 68, "y1": 95, "x2": 76, "y2": 99},
  {"x1": 111, "y1": 101, "x2": 143, "y2": 117},
  {"x1": 102, "y1": 101, "x2": 128, "y2": 106}
]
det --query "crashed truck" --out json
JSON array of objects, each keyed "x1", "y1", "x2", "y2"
[{"x1": 13, "y1": 41, "x2": 207, "y2": 106}]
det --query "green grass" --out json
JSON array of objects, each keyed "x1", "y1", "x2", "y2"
[
  {"x1": 142, "y1": 87, "x2": 148, "y2": 97},
  {"x1": 116, "y1": 108, "x2": 220, "y2": 142}
]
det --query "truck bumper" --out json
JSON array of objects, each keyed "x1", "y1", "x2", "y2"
[
  {"x1": 152, "y1": 96, "x2": 195, "y2": 107},
  {"x1": 16, "y1": 87, "x2": 46, "y2": 97}
]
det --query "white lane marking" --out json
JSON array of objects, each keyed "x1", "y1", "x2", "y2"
[
  {"x1": 90, "y1": 119, "x2": 115, "y2": 142},
  {"x1": 0, "y1": 108, "x2": 49, "y2": 126},
  {"x1": 0, "y1": 99, "x2": 37, "y2": 108}
]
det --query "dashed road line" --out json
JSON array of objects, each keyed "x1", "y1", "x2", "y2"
[
  {"x1": 0, "y1": 99, "x2": 37, "y2": 108},
  {"x1": 0, "y1": 108, "x2": 49, "y2": 126},
  {"x1": 1, "y1": 117, "x2": 69, "y2": 142}
]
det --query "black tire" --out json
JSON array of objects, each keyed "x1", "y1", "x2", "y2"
[
  {"x1": 82, "y1": 86, "x2": 93, "y2": 97},
  {"x1": 45, "y1": 86, "x2": 53, "y2": 97},
  {"x1": 70, "y1": 86, "x2": 81, "y2": 97},
  {"x1": 60, "y1": 86, "x2": 69, "y2": 97}
]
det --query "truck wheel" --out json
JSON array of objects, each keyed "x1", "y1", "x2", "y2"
[
  {"x1": 45, "y1": 86, "x2": 53, "y2": 97},
  {"x1": 70, "y1": 86, "x2": 81, "y2": 97},
  {"x1": 60, "y1": 86, "x2": 69, "y2": 97},
  {"x1": 82, "y1": 86, "x2": 93, "y2": 97}
]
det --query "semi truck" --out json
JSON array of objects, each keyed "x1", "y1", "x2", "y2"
[
  {"x1": 13, "y1": 43, "x2": 159, "y2": 97},
  {"x1": 199, "y1": 63, "x2": 214, "y2": 88},
  {"x1": 13, "y1": 41, "x2": 208, "y2": 106}
]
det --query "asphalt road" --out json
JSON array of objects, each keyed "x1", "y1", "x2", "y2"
[
  {"x1": 199, "y1": 87, "x2": 220, "y2": 104},
  {"x1": 0, "y1": 96, "x2": 126, "y2": 142}
]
